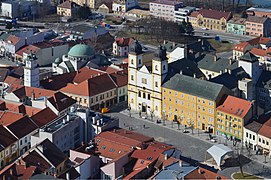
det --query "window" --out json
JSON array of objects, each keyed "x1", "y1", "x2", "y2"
[
  {"x1": 131, "y1": 59, "x2": 134, "y2": 64},
  {"x1": 263, "y1": 139, "x2": 265, "y2": 144},
  {"x1": 259, "y1": 138, "x2": 261, "y2": 142},
  {"x1": 143, "y1": 93, "x2": 146, "y2": 99},
  {"x1": 249, "y1": 134, "x2": 251, "y2": 139},
  {"x1": 163, "y1": 65, "x2": 166, "y2": 70},
  {"x1": 148, "y1": 94, "x2": 151, "y2": 100},
  {"x1": 155, "y1": 81, "x2": 158, "y2": 87},
  {"x1": 142, "y1": 78, "x2": 147, "y2": 84},
  {"x1": 155, "y1": 65, "x2": 158, "y2": 71},
  {"x1": 253, "y1": 135, "x2": 255, "y2": 140},
  {"x1": 267, "y1": 141, "x2": 269, "y2": 146},
  {"x1": 131, "y1": 75, "x2": 134, "y2": 80},
  {"x1": 109, "y1": 148, "x2": 115, "y2": 152},
  {"x1": 138, "y1": 91, "x2": 141, "y2": 97},
  {"x1": 139, "y1": 59, "x2": 142, "y2": 64}
]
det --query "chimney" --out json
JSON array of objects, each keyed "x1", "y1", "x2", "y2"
[
  {"x1": 214, "y1": 55, "x2": 217, "y2": 62},
  {"x1": 163, "y1": 40, "x2": 166, "y2": 45},
  {"x1": 229, "y1": 57, "x2": 233, "y2": 65},
  {"x1": 228, "y1": 69, "x2": 232, "y2": 74},
  {"x1": 193, "y1": 73, "x2": 196, "y2": 78},
  {"x1": 31, "y1": 90, "x2": 35, "y2": 100},
  {"x1": 179, "y1": 160, "x2": 182, "y2": 167},
  {"x1": 173, "y1": 42, "x2": 176, "y2": 48},
  {"x1": 66, "y1": 172, "x2": 70, "y2": 180},
  {"x1": 220, "y1": 70, "x2": 223, "y2": 75},
  {"x1": 164, "y1": 154, "x2": 168, "y2": 160},
  {"x1": 180, "y1": 70, "x2": 182, "y2": 75}
]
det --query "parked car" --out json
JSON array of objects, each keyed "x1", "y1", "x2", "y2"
[
  {"x1": 202, "y1": 27, "x2": 208, "y2": 30},
  {"x1": 203, "y1": 32, "x2": 209, "y2": 36}
]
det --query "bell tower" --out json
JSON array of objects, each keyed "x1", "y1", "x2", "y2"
[{"x1": 24, "y1": 53, "x2": 39, "y2": 87}]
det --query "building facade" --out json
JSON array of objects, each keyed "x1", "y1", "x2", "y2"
[
  {"x1": 24, "y1": 53, "x2": 40, "y2": 88},
  {"x1": 174, "y1": 6, "x2": 195, "y2": 23},
  {"x1": 226, "y1": 17, "x2": 246, "y2": 35},
  {"x1": 150, "y1": 0, "x2": 183, "y2": 22},
  {"x1": 57, "y1": 1, "x2": 79, "y2": 17},
  {"x1": 245, "y1": 16, "x2": 271, "y2": 37},
  {"x1": 189, "y1": 9, "x2": 232, "y2": 32},
  {"x1": 112, "y1": 0, "x2": 138, "y2": 13},
  {"x1": 216, "y1": 95, "x2": 253, "y2": 140},
  {"x1": 128, "y1": 43, "x2": 168, "y2": 118},
  {"x1": 162, "y1": 74, "x2": 231, "y2": 133}
]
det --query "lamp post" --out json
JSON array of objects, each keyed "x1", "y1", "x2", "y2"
[{"x1": 128, "y1": 104, "x2": 131, "y2": 117}]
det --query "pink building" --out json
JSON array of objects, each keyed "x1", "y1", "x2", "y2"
[{"x1": 245, "y1": 16, "x2": 271, "y2": 37}]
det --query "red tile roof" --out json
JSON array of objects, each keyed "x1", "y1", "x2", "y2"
[
  {"x1": 189, "y1": 11, "x2": 199, "y2": 17},
  {"x1": 115, "y1": 38, "x2": 134, "y2": 47},
  {"x1": 61, "y1": 73, "x2": 117, "y2": 97},
  {"x1": 233, "y1": 42, "x2": 250, "y2": 51},
  {"x1": 73, "y1": 67, "x2": 106, "y2": 84},
  {"x1": 184, "y1": 167, "x2": 229, "y2": 179},
  {"x1": 250, "y1": 47, "x2": 271, "y2": 57},
  {"x1": 16, "y1": 45, "x2": 40, "y2": 57},
  {"x1": 0, "y1": 111, "x2": 24, "y2": 126},
  {"x1": 1, "y1": 100, "x2": 41, "y2": 116},
  {"x1": 217, "y1": 95, "x2": 252, "y2": 118},
  {"x1": 58, "y1": 0, "x2": 79, "y2": 9},
  {"x1": 4, "y1": 75, "x2": 23, "y2": 87},
  {"x1": 258, "y1": 118, "x2": 271, "y2": 138},
  {"x1": 109, "y1": 71, "x2": 128, "y2": 87},
  {"x1": 6, "y1": 35, "x2": 21, "y2": 45},
  {"x1": 194, "y1": 9, "x2": 232, "y2": 20},
  {"x1": 11, "y1": 86, "x2": 55, "y2": 100},
  {"x1": 96, "y1": 129, "x2": 154, "y2": 149},
  {"x1": 31, "y1": 107, "x2": 58, "y2": 127}
]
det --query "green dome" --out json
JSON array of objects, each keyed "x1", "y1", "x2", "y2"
[
  {"x1": 68, "y1": 44, "x2": 95, "y2": 57},
  {"x1": 54, "y1": 57, "x2": 62, "y2": 64}
]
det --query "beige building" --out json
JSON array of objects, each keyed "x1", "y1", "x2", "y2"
[
  {"x1": 57, "y1": 1, "x2": 80, "y2": 17},
  {"x1": 189, "y1": 9, "x2": 232, "y2": 32}
]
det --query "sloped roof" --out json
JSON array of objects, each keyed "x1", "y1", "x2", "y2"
[
  {"x1": 31, "y1": 107, "x2": 58, "y2": 128},
  {"x1": 256, "y1": 70, "x2": 271, "y2": 90},
  {"x1": 228, "y1": 17, "x2": 246, "y2": 25},
  {"x1": 7, "y1": 116, "x2": 38, "y2": 139},
  {"x1": 162, "y1": 74, "x2": 226, "y2": 101},
  {"x1": 197, "y1": 54, "x2": 237, "y2": 73},
  {"x1": 109, "y1": 71, "x2": 128, "y2": 87},
  {"x1": 22, "y1": 150, "x2": 51, "y2": 173},
  {"x1": 244, "y1": 121, "x2": 262, "y2": 133},
  {"x1": 73, "y1": 67, "x2": 106, "y2": 84},
  {"x1": 239, "y1": 52, "x2": 258, "y2": 63},
  {"x1": 57, "y1": 0, "x2": 79, "y2": 9},
  {"x1": 217, "y1": 95, "x2": 252, "y2": 118},
  {"x1": 6, "y1": 35, "x2": 21, "y2": 45},
  {"x1": 12, "y1": 86, "x2": 55, "y2": 100},
  {"x1": 47, "y1": 91, "x2": 76, "y2": 112},
  {"x1": 207, "y1": 144, "x2": 233, "y2": 167},
  {"x1": 115, "y1": 37, "x2": 134, "y2": 47},
  {"x1": 184, "y1": 167, "x2": 229, "y2": 179},
  {"x1": 16, "y1": 45, "x2": 40, "y2": 57},
  {"x1": 197, "y1": 9, "x2": 232, "y2": 20},
  {"x1": 61, "y1": 73, "x2": 117, "y2": 96},
  {"x1": 233, "y1": 42, "x2": 250, "y2": 52},
  {"x1": 246, "y1": 15, "x2": 269, "y2": 23},
  {"x1": 0, "y1": 125, "x2": 17, "y2": 149}
]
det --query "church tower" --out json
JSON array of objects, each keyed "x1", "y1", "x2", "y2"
[
  {"x1": 128, "y1": 40, "x2": 144, "y2": 111},
  {"x1": 24, "y1": 53, "x2": 39, "y2": 87},
  {"x1": 152, "y1": 45, "x2": 168, "y2": 117}
]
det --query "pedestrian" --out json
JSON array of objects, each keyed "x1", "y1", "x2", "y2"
[{"x1": 143, "y1": 124, "x2": 145, "y2": 129}]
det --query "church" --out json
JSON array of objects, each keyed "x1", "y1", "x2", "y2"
[{"x1": 52, "y1": 44, "x2": 111, "y2": 74}]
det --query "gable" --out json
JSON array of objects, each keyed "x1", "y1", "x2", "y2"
[{"x1": 139, "y1": 65, "x2": 151, "y2": 74}]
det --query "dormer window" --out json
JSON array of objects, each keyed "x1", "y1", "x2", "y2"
[{"x1": 155, "y1": 65, "x2": 158, "y2": 71}]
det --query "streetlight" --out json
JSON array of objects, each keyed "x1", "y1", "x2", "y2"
[{"x1": 128, "y1": 104, "x2": 131, "y2": 117}]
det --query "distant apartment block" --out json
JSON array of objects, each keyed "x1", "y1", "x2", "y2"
[
  {"x1": 112, "y1": 0, "x2": 138, "y2": 13},
  {"x1": 150, "y1": 0, "x2": 183, "y2": 21},
  {"x1": 174, "y1": 6, "x2": 195, "y2": 23},
  {"x1": 245, "y1": 16, "x2": 271, "y2": 37},
  {"x1": 226, "y1": 17, "x2": 246, "y2": 35}
]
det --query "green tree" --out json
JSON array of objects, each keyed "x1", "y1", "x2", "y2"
[
  {"x1": 77, "y1": 6, "x2": 92, "y2": 19},
  {"x1": 5, "y1": 22, "x2": 12, "y2": 31}
]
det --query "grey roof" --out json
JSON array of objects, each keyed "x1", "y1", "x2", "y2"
[
  {"x1": 247, "y1": 7, "x2": 271, "y2": 13},
  {"x1": 164, "y1": 58, "x2": 205, "y2": 82},
  {"x1": 245, "y1": 121, "x2": 262, "y2": 133},
  {"x1": 30, "y1": 174, "x2": 57, "y2": 179},
  {"x1": 197, "y1": 54, "x2": 238, "y2": 73},
  {"x1": 209, "y1": 67, "x2": 250, "y2": 90},
  {"x1": 246, "y1": 15, "x2": 269, "y2": 23},
  {"x1": 240, "y1": 52, "x2": 258, "y2": 63},
  {"x1": 207, "y1": 144, "x2": 233, "y2": 166},
  {"x1": 154, "y1": 161, "x2": 197, "y2": 179},
  {"x1": 256, "y1": 70, "x2": 271, "y2": 90},
  {"x1": 162, "y1": 73, "x2": 225, "y2": 101}
]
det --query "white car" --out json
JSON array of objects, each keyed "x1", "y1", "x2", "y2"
[{"x1": 202, "y1": 27, "x2": 208, "y2": 30}]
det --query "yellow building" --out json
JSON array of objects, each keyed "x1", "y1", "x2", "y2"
[
  {"x1": 57, "y1": 1, "x2": 80, "y2": 17},
  {"x1": 162, "y1": 74, "x2": 231, "y2": 133},
  {"x1": 0, "y1": 125, "x2": 19, "y2": 169},
  {"x1": 216, "y1": 95, "x2": 253, "y2": 140},
  {"x1": 189, "y1": 9, "x2": 232, "y2": 32}
]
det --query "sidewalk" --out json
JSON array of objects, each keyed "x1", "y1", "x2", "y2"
[{"x1": 121, "y1": 109, "x2": 271, "y2": 168}]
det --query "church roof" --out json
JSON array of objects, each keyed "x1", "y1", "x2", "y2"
[{"x1": 68, "y1": 44, "x2": 95, "y2": 57}]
